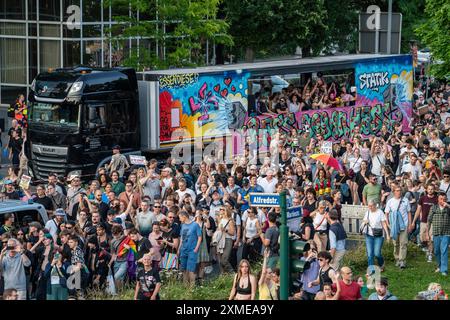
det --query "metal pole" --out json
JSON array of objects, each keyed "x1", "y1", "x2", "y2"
[
  {"x1": 279, "y1": 190, "x2": 289, "y2": 300},
  {"x1": 387, "y1": 0, "x2": 392, "y2": 54}
]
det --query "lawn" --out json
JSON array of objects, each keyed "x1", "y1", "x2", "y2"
[{"x1": 90, "y1": 241, "x2": 449, "y2": 300}]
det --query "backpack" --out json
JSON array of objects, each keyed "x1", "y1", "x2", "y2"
[{"x1": 7, "y1": 103, "x2": 16, "y2": 118}]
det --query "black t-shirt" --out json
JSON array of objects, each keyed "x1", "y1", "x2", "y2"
[
  {"x1": 5, "y1": 191, "x2": 20, "y2": 200},
  {"x1": 137, "y1": 267, "x2": 161, "y2": 295},
  {"x1": 8, "y1": 127, "x2": 22, "y2": 139},
  {"x1": 162, "y1": 223, "x2": 181, "y2": 254},
  {"x1": 34, "y1": 195, "x2": 54, "y2": 211},
  {"x1": 275, "y1": 103, "x2": 288, "y2": 113},
  {"x1": 303, "y1": 200, "x2": 317, "y2": 217},
  {"x1": 136, "y1": 237, "x2": 152, "y2": 262},
  {"x1": 97, "y1": 202, "x2": 110, "y2": 221}
]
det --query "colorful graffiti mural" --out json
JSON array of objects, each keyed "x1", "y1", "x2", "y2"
[
  {"x1": 241, "y1": 103, "x2": 403, "y2": 144},
  {"x1": 159, "y1": 71, "x2": 249, "y2": 142},
  {"x1": 355, "y1": 55, "x2": 413, "y2": 131}
]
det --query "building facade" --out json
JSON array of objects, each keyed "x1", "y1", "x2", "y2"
[{"x1": 0, "y1": 0, "x2": 147, "y2": 106}]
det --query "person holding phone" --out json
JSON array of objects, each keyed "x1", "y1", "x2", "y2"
[{"x1": 0, "y1": 238, "x2": 31, "y2": 300}]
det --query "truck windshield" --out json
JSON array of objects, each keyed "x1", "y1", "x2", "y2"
[{"x1": 29, "y1": 102, "x2": 79, "y2": 126}]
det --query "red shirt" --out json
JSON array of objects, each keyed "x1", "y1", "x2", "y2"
[
  {"x1": 332, "y1": 280, "x2": 362, "y2": 300},
  {"x1": 418, "y1": 195, "x2": 438, "y2": 223}
]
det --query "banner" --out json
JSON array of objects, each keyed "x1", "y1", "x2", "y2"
[
  {"x1": 19, "y1": 175, "x2": 31, "y2": 190},
  {"x1": 320, "y1": 141, "x2": 333, "y2": 154},
  {"x1": 129, "y1": 155, "x2": 147, "y2": 165}
]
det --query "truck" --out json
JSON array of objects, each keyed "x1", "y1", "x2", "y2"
[{"x1": 26, "y1": 54, "x2": 414, "y2": 181}]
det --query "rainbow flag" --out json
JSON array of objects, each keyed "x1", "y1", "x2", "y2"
[{"x1": 117, "y1": 236, "x2": 137, "y2": 259}]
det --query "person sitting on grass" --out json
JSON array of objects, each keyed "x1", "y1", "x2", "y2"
[
  {"x1": 134, "y1": 252, "x2": 161, "y2": 300},
  {"x1": 368, "y1": 277, "x2": 398, "y2": 300}
]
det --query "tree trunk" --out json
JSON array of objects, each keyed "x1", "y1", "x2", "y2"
[{"x1": 245, "y1": 47, "x2": 255, "y2": 62}]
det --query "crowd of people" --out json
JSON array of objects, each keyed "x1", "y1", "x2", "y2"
[{"x1": 0, "y1": 77, "x2": 449, "y2": 300}]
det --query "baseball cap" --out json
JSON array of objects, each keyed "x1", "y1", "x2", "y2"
[
  {"x1": 67, "y1": 174, "x2": 80, "y2": 182},
  {"x1": 55, "y1": 208, "x2": 66, "y2": 216},
  {"x1": 113, "y1": 145, "x2": 121, "y2": 150},
  {"x1": 250, "y1": 164, "x2": 258, "y2": 170},
  {"x1": 113, "y1": 217, "x2": 123, "y2": 224},
  {"x1": 4, "y1": 179, "x2": 13, "y2": 185},
  {"x1": 242, "y1": 178, "x2": 250, "y2": 186}
]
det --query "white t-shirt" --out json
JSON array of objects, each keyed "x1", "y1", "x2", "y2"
[
  {"x1": 257, "y1": 177, "x2": 278, "y2": 193},
  {"x1": 371, "y1": 153, "x2": 386, "y2": 176},
  {"x1": 45, "y1": 219, "x2": 60, "y2": 238},
  {"x1": 219, "y1": 218, "x2": 234, "y2": 240},
  {"x1": 348, "y1": 155, "x2": 363, "y2": 173},
  {"x1": 385, "y1": 197, "x2": 411, "y2": 225},
  {"x1": 401, "y1": 162, "x2": 422, "y2": 180},
  {"x1": 439, "y1": 181, "x2": 450, "y2": 199},
  {"x1": 242, "y1": 209, "x2": 267, "y2": 227},
  {"x1": 363, "y1": 209, "x2": 386, "y2": 236},
  {"x1": 176, "y1": 188, "x2": 197, "y2": 205},
  {"x1": 313, "y1": 212, "x2": 328, "y2": 231}
]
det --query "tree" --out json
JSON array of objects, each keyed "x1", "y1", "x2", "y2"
[
  {"x1": 416, "y1": 0, "x2": 450, "y2": 78},
  {"x1": 224, "y1": 0, "x2": 328, "y2": 61},
  {"x1": 106, "y1": 0, "x2": 233, "y2": 69}
]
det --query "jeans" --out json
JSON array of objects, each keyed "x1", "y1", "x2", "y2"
[
  {"x1": 433, "y1": 235, "x2": 449, "y2": 273},
  {"x1": 113, "y1": 260, "x2": 128, "y2": 282},
  {"x1": 365, "y1": 235, "x2": 385, "y2": 272}
]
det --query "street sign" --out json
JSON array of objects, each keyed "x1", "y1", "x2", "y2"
[
  {"x1": 287, "y1": 206, "x2": 302, "y2": 232},
  {"x1": 249, "y1": 193, "x2": 281, "y2": 207},
  {"x1": 359, "y1": 11, "x2": 402, "y2": 54}
]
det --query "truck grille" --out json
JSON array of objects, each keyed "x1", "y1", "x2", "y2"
[{"x1": 31, "y1": 144, "x2": 68, "y2": 180}]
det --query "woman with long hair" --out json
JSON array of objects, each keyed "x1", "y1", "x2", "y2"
[
  {"x1": 195, "y1": 209, "x2": 212, "y2": 282},
  {"x1": 242, "y1": 207, "x2": 262, "y2": 263},
  {"x1": 98, "y1": 173, "x2": 110, "y2": 190},
  {"x1": 313, "y1": 168, "x2": 331, "y2": 199},
  {"x1": 229, "y1": 259, "x2": 257, "y2": 300},
  {"x1": 218, "y1": 207, "x2": 236, "y2": 274},
  {"x1": 30, "y1": 233, "x2": 55, "y2": 300},
  {"x1": 258, "y1": 249, "x2": 279, "y2": 300}
]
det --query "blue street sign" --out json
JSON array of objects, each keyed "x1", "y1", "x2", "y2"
[
  {"x1": 287, "y1": 206, "x2": 303, "y2": 232},
  {"x1": 249, "y1": 193, "x2": 281, "y2": 207}
]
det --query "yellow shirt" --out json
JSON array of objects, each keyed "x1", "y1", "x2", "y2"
[{"x1": 259, "y1": 282, "x2": 278, "y2": 300}]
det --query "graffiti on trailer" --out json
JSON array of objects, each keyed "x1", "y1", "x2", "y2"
[
  {"x1": 159, "y1": 73, "x2": 199, "y2": 89},
  {"x1": 242, "y1": 103, "x2": 403, "y2": 143}
]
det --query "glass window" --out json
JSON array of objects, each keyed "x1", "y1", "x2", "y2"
[
  {"x1": 30, "y1": 102, "x2": 79, "y2": 126},
  {"x1": 29, "y1": 39, "x2": 38, "y2": 84},
  {"x1": 1, "y1": 86, "x2": 27, "y2": 105},
  {"x1": 83, "y1": 24, "x2": 102, "y2": 38},
  {"x1": 40, "y1": 40, "x2": 61, "y2": 72},
  {"x1": 29, "y1": 23, "x2": 37, "y2": 36},
  {"x1": 0, "y1": 0, "x2": 26, "y2": 20},
  {"x1": 83, "y1": 41, "x2": 103, "y2": 67},
  {"x1": 0, "y1": 22, "x2": 26, "y2": 36},
  {"x1": 63, "y1": 26, "x2": 81, "y2": 38},
  {"x1": 64, "y1": 41, "x2": 81, "y2": 67},
  {"x1": 39, "y1": 0, "x2": 61, "y2": 22},
  {"x1": 0, "y1": 38, "x2": 27, "y2": 84},
  {"x1": 39, "y1": 24, "x2": 61, "y2": 38},
  {"x1": 83, "y1": 0, "x2": 101, "y2": 22},
  {"x1": 28, "y1": 0, "x2": 37, "y2": 20}
]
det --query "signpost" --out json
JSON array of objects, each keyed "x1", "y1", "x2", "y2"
[
  {"x1": 249, "y1": 193, "x2": 281, "y2": 207},
  {"x1": 279, "y1": 191, "x2": 289, "y2": 300}
]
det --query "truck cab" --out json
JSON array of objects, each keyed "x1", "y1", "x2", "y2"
[{"x1": 26, "y1": 67, "x2": 140, "y2": 181}]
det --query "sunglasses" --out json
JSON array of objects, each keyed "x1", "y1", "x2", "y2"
[{"x1": 154, "y1": 206, "x2": 161, "y2": 208}]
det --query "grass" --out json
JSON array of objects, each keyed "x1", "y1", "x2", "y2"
[{"x1": 89, "y1": 242, "x2": 449, "y2": 300}]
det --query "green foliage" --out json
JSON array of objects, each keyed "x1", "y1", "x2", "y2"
[
  {"x1": 105, "y1": 0, "x2": 232, "y2": 69},
  {"x1": 416, "y1": 0, "x2": 450, "y2": 79}
]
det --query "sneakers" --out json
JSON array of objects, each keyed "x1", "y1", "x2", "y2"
[
  {"x1": 442, "y1": 272, "x2": 448, "y2": 277},
  {"x1": 436, "y1": 268, "x2": 441, "y2": 273},
  {"x1": 204, "y1": 266, "x2": 213, "y2": 274},
  {"x1": 399, "y1": 262, "x2": 406, "y2": 269},
  {"x1": 395, "y1": 260, "x2": 400, "y2": 267},
  {"x1": 427, "y1": 254, "x2": 433, "y2": 263}
]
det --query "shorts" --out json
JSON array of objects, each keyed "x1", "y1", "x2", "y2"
[
  {"x1": 180, "y1": 250, "x2": 198, "y2": 273},
  {"x1": 420, "y1": 222, "x2": 432, "y2": 242}
]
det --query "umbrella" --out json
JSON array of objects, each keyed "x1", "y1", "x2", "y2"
[{"x1": 310, "y1": 153, "x2": 342, "y2": 171}]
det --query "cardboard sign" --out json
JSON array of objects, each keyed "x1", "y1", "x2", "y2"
[
  {"x1": 129, "y1": 155, "x2": 146, "y2": 165},
  {"x1": 320, "y1": 141, "x2": 333, "y2": 154},
  {"x1": 19, "y1": 175, "x2": 31, "y2": 190}
]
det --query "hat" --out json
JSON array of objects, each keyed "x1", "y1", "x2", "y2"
[
  {"x1": 4, "y1": 179, "x2": 13, "y2": 185},
  {"x1": 250, "y1": 164, "x2": 258, "y2": 170},
  {"x1": 113, "y1": 217, "x2": 123, "y2": 224},
  {"x1": 242, "y1": 178, "x2": 250, "y2": 186},
  {"x1": 55, "y1": 208, "x2": 66, "y2": 217},
  {"x1": 201, "y1": 204, "x2": 210, "y2": 211},
  {"x1": 113, "y1": 145, "x2": 121, "y2": 150},
  {"x1": 67, "y1": 174, "x2": 79, "y2": 182}
]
